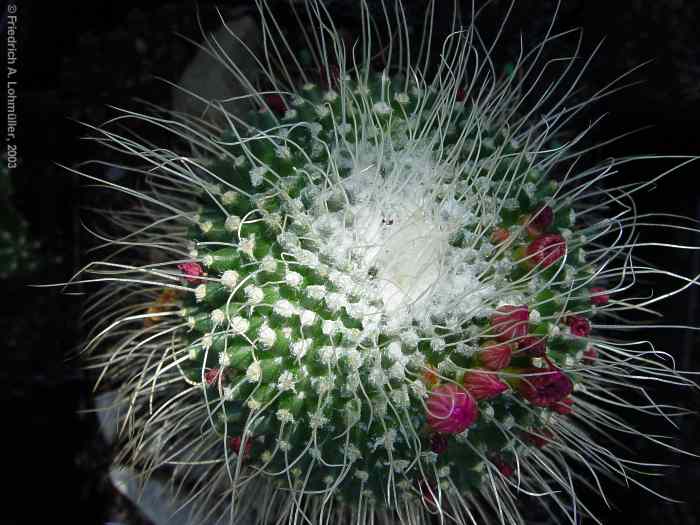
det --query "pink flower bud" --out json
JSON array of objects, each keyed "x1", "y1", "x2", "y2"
[
  {"x1": 526, "y1": 234, "x2": 566, "y2": 268},
  {"x1": 519, "y1": 368, "x2": 573, "y2": 408},
  {"x1": 522, "y1": 428, "x2": 554, "y2": 448},
  {"x1": 204, "y1": 368, "x2": 221, "y2": 386},
  {"x1": 590, "y1": 287, "x2": 609, "y2": 306},
  {"x1": 490, "y1": 227, "x2": 510, "y2": 244},
  {"x1": 463, "y1": 371, "x2": 509, "y2": 400},
  {"x1": 583, "y1": 347, "x2": 598, "y2": 365},
  {"x1": 430, "y1": 433, "x2": 449, "y2": 454},
  {"x1": 456, "y1": 87, "x2": 466, "y2": 102},
  {"x1": 490, "y1": 305, "x2": 529, "y2": 342},
  {"x1": 494, "y1": 458, "x2": 514, "y2": 478},
  {"x1": 178, "y1": 262, "x2": 204, "y2": 284},
  {"x1": 518, "y1": 336, "x2": 547, "y2": 357},
  {"x1": 426, "y1": 384, "x2": 479, "y2": 434},
  {"x1": 531, "y1": 205, "x2": 554, "y2": 231},
  {"x1": 566, "y1": 315, "x2": 591, "y2": 337},
  {"x1": 265, "y1": 94, "x2": 286, "y2": 114},
  {"x1": 552, "y1": 396, "x2": 574, "y2": 415},
  {"x1": 480, "y1": 344, "x2": 512, "y2": 370},
  {"x1": 228, "y1": 436, "x2": 252, "y2": 459}
]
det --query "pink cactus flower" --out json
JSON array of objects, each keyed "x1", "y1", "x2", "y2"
[
  {"x1": 552, "y1": 396, "x2": 574, "y2": 415},
  {"x1": 590, "y1": 287, "x2": 609, "y2": 306},
  {"x1": 491, "y1": 305, "x2": 529, "y2": 342},
  {"x1": 566, "y1": 315, "x2": 591, "y2": 337},
  {"x1": 519, "y1": 368, "x2": 573, "y2": 408},
  {"x1": 527, "y1": 205, "x2": 554, "y2": 237},
  {"x1": 494, "y1": 458, "x2": 514, "y2": 478},
  {"x1": 526, "y1": 233, "x2": 566, "y2": 268},
  {"x1": 228, "y1": 436, "x2": 253, "y2": 459},
  {"x1": 532, "y1": 205, "x2": 554, "y2": 230},
  {"x1": 518, "y1": 336, "x2": 547, "y2": 357},
  {"x1": 490, "y1": 226, "x2": 510, "y2": 244},
  {"x1": 178, "y1": 262, "x2": 204, "y2": 284},
  {"x1": 265, "y1": 94, "x2": 286, "y2": 114},
  {"x1": 204, "y1": 368, "x2": 221, "y2": 386},
  {"x1": 522, "y1": 428, "x2": 554, "y2": 448},
  {"x1": 426, "y1": 384, "x2": 479, "y2": 434},
  {"x1": 480, "y1": 343, "x2": 512, "y2": 370},
  {"x1": 430, "y1": 433, "x2": 449, "y2": 454},
  {"x1": 583, "y1": 346, "x2": 599, "y2": 365},
  {"x1": 463, "y1": 371, "x2": 509, "y2": 400}
]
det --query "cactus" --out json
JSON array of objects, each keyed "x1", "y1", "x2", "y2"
[{"x1": 66, "y1": 2, "x2": 698, "y2": 524}]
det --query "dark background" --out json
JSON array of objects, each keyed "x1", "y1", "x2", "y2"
[{"x1": 4, "y1": 0, "x2": 699, "y2": 523}]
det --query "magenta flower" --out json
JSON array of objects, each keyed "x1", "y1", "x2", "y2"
[
  {"x1": 265, "y1": 94, "x2": 286, "y2": 114},
  {"x1": 590, "y1": 287, "x2": 610, "y2": 306},
  {"x1": 552, "y1": 396, "x2": 574, "y2": 415},
  {"x1": 526, "y1": 233, "x2": 566, "y2": 268},
  {"x1": 204, "y1": 368, "x2": 221, "y2": 386},
  {"x1": 464, "y1": 371, "x2": 509, "y2": 401},
  {"x1": 583, "y1": 347, "x2": 599, "y2": 365},
  {"x1": 430, "y1": 433, "x2": 449, "y2": 454},
  {"x1": 480, "y1": 343, "x2": 512, "y2": 370},
  {"x1": 178, "y1": 262, "x2": 204, "y2": 284},
  {"x1": 426, "y1": 384, "x2": 479, "y2": 434},
  {"x1": 518, "y1": 336, "x2": 547, "y2": 357},
  {"x1": 494, "y1": 458, "x2": 514, "y2": 478},
  {"x1": 566, "y1": 315, "x2": 591, "y2": 337},
  {"x1": 519, "y1": 368, "x2": 573, "y2": 408},
  {"x1": 527, "y1": 205, "x2": 554, "y2": 236},
  {"x1": 522, "y1": 428, "x2": 554, "y2": 448},
  {"x1": 491, "y1": 305, "x2": 529, "y2": 342},
  {"x1": 491, "y1": 226, "x2": 510, "y2": 244},
  {"x1": 229, "y1": 435, "x2": 253, "y2": 459}
]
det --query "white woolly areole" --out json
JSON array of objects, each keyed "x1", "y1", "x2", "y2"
[
  {"x1": 273, "y1": 299, "x2": 296, "y2": 318},
  {"x1": 277, "y1": 371, "x2": 296, "y2": 391},
  {"x1": 240, "y1": 236, "x2": 255, "y2": 257},
  {"x1": 245, "y1": 285, "x2": 264, "y2": 304},
  {"x1": 194, "y1": 284, "x2": 206, "y2": 302},
  {"x1": 220, "y1": 270, "x2": 239, "y2": 288},
  {"x1": 302, "y1": 143, "x2": 497, "y2": 333},
  {"x1": 230, "y1": 316, "x2": 250, "y2": 334},
  {"x1": 291, "y1": 338, "x2": 312, "y2": 359},
  {"x1": 221, "y1": 190, "x2": 237, "y2": 205},
  {"x1": 299, "y1": 309, "x2": 317, "y2": 327},
  {"x1": 225, "y1": 215, "x2": 241, "y2": 232},
  {"x1": 258, "y1": 324, "x2": 277, "y2": 349},
  {"x1": 246, "y1": 361, "x2": 262, "y2": 382},
  {"x1": 218, "y1": 351, "x2": 231, "y2": 367},
  {"x1": 210, "y1": 309, "x2": 225, "y2": 325},
  {"x1": 261, "y1": 255, "x2": 278, "y2": 273},
  {"x1": 285, "y1": 270, "x2": 303, "y2": 287}
]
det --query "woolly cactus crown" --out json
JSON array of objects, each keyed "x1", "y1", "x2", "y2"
[{"x1": 69, "y1": 2, "x2": 698, "y2": 524}]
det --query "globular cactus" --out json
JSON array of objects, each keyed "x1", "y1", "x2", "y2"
[{"x1": 67, "y1": 2, "x2": 698, "y2": 524}]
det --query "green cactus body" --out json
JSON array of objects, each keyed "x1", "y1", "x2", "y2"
[{"x1": 174, "y1": 74, "x2": 584, "y2": 506}]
